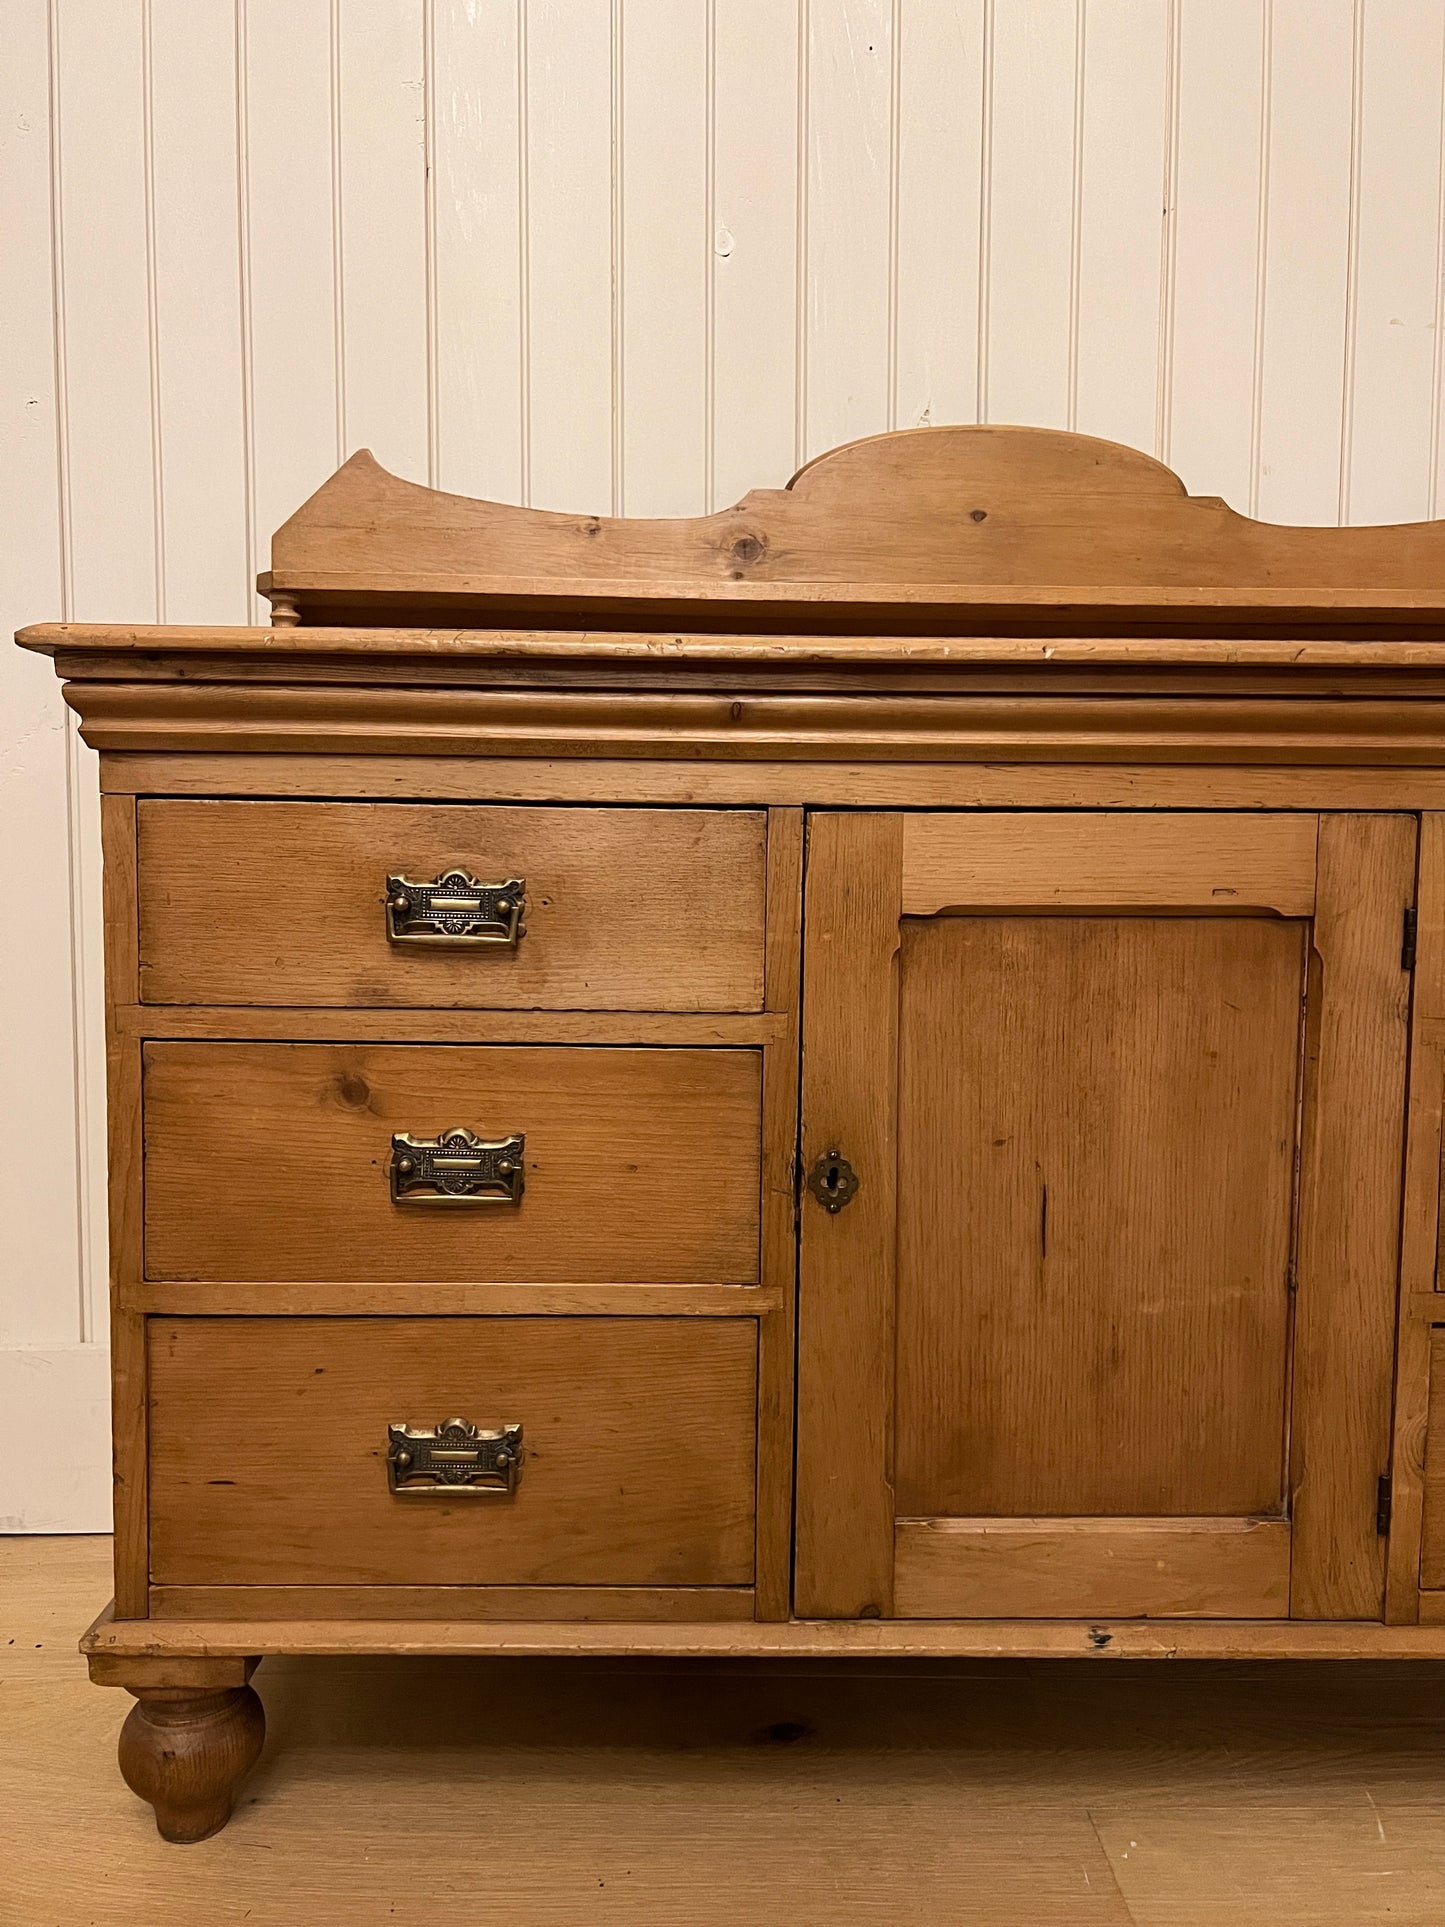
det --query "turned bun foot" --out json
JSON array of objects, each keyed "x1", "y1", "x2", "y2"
[{"x1": 118, "y1": 1684, "x2": 266, "y2": 1842}]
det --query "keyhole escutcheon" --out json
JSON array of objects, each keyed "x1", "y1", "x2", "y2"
[{"x1": 807, "y1": 1148, "x2": 860, "y2": 1214}]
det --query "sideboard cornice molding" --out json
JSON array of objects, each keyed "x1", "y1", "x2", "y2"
[{"x1": 51, "y1": 677, "x2": 1445, "y2": 766}]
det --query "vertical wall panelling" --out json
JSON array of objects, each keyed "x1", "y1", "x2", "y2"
[
  {"x1": 148, "y1": 1, "x2": 250, "y2": 620},
  {"x1": 1073, "y1": 0, "x2": 1171, "y2": 454},
  {"x1": 1254, "y1": 0, "x2": 1357, "y2": 526},
  {"x1": 55, "y1": 0, "x2": 157, "y2": 619},
  {"x1": 336, "y1": 0, "x2": 430, "y2": 482},
  {"x1": 803, "y1": 0, "x2": 894, "y2": 459},
  {"x1": 2, "y1": 2, "x2": 79, "y2": 1353},
  {"x1": 710, "y1": 0, "x2": 801, "y2": 505},
  {"x1": 618, "y1": 1, "x2": 709, "y2": 516},
  {"x1": 0, "y1": 2, "x2": 110, "y2": 1527},
  {"x1": 429, "y1": 0, "x2": 524, "y2": 502},
  {"x1": 1166, "y1": 0, "x2": 1267, "y2": 507},
  {"x1": 1345, "y1": 0, "x2": 1445, "y2": 526},
  {"x1": 892, "y1": 1, "x2": 985, "y2": 435},
  {"x1": 523, "y1": 0, "x2": 615, "y2": 511},
  {"x1": 241, "y1": 0, "x2": 341, "y2": 589},
  {"x1": 983, "y1": 0, "x2": 1079, "y2": 427},
  {"x1": 54, "y1": 0, "x2": 147, "y2": 1369}
]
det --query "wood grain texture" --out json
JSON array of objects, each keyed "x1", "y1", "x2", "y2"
[
  {"x1": 118, "y1": 1684, "x2": 266, "y2": 1843},
  {"x1": 148, "y1": 1587, "x2": 755, "y2": 1623},
  {"x1": 137, "y1": 800, "x2": 765, "y2": 1011},
  {"x1": 901, "y1": 810, "x2": 1318, "y2": 914},
  {"x1": 794, "y1": 813, "x2": 901, "y2": 1619},
  {"x1": 142, "y1": 1042, "x2": 761, "y2": 1286},
  {"x1": 147, "y1": 1317, "x2": 757, "y2": 1589},
  {"x1": 755, "y1": 808, "x2": 804, "y2": 1620},
  {"x1": 1386, "y1": 818, "x2": 1445, "y2": 1621},
  {"x1": 99, "y1": 793, "x2": 140, "y2": 1005},
  {"x1": 1386, "y1": 1301, "x2": 1434, "y2": 1626},
  {"x1": 86, "y1": 1649, "x2": 258, "y2": 1691},
  {"x1": 257, "y1": 431, "x2": 1445, "y2": 618},
  {"x1": 99, "y1": 793, "x2": 147, "y2": 1618},
  {"x1": 1290, "y1": 815, "x2": 1416, "y2": 1619},
  {"x1": 132, "y1": 1283, "x2": 776, "y2": 1318},
  {"x1": 35, "y1": 621, "x2": 1445, "y2": 674},
  {"x1": 893, "y1": 1517, "x2": 1291, "y2": 1620},
  {"x1": 895, "y1": 915, "x2": 1302, "y2": 1519},
  {"x1": 1416, "y1": 1330, "x2": 1445, "y2": 1591},
  {"x1": 114, "y1": 1005, "x2": 785, "y2": 1047},
  {"x1": 77, "y1": 1592, "x2": 1445, "y2": 1661},
  {"x1": 60, "y1": 678, "x2": 1445, "y2": 766},
  {"x1": 94, "y1": 749, "x2": 1445, "y2": 812}
]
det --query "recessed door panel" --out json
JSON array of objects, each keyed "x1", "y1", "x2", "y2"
[{"x1": 895, "y1": 915, "x2": 1304, "y2": 1520}]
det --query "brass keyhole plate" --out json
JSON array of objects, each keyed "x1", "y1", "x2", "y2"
[{"x1": 807, "y1": 1149, "x2": 860, "y2": 1213}]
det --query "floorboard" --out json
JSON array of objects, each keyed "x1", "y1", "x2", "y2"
[{"x1": 5, "y1": 1538, "x2": 1445, "y2": 1925}]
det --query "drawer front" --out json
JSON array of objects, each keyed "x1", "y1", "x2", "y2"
[
  {"x1": 143, "y1": 1041, "x2": 761, "y2": 1284},
  {"x1": 136, "y1": 800, "x2": 766, "y2": 1010},
  {"x1": 147, "y1": 1317, "x2": 758, "y2": 1586}
]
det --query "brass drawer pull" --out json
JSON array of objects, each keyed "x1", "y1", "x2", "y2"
[
  {"x1": 384, "y1": 869, "x2": 526, "y2": 947},
  {"x1": 389, "y1": 1128, "x2": 525, "y2": 1205},
  {"x1": 387, "y1": 1417, "x2": 523, "y2": 1496}
]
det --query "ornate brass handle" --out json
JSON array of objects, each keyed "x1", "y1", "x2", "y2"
[
  {"x1": 384, "y1": 870, "x2": 526, "y2": 947},
  {"x1": 389, "y1": 1128, "x2": 525, "y2": 1205},
  {"x1": 387, "y1": 1418, "x2": 523, "y2": 1496}
]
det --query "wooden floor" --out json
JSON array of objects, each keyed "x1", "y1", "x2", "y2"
[{"x1": 6, "y1": 1539, "x2": 1445, "y2": 1924}]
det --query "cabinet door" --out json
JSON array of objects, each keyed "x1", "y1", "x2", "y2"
[{"x1": 796, "y1": 812, "x2": 1414, "y2": 1621}]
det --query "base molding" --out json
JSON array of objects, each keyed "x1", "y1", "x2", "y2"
[{"x1": 81, "y1": 1601, "x2": 1445, "y2": 1665}]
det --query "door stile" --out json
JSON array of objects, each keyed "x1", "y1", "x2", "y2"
[
  {"x1": 794, "y1": 813, "x2": 902, "y2": 1619},
  {"x1": 1290, "y1": 814, "x2": 1416, "y2": 1618},
  {"x1": 1386, "y1": 813, "x2": 1445, "y2": 1624}
]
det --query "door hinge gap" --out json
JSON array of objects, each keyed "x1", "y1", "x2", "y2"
[
  {"x1": 1376, "y1": 1472, "x2": 1393, "y2": 1536},
  {"x1": 1403, "y1": 905, "x2": 1418, "y2": 971}
]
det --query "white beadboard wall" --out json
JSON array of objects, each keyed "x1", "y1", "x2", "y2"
[{"x1": 5, "y1": 0, "x2": 1445, "y2": 1528}]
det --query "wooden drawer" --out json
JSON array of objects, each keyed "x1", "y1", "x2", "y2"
[
  {"x1": 136, "y1": 800, "x2": 766, "y2": 1010},
  {"x1": 143, "y1": 1041, "x2": 761, "y2": 1284},
  {"x1": 147, "y1": 1317, "x2": 758, "y2": 1587}
]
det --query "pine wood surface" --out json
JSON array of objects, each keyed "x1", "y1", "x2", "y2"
[
  {"x1": 899, "y1": 809, "x2": 1319, "y2": 914},
  {"x1": 146, "y1": 1317, "x2": 757, "y2": 1589},
  {"x1": 892, "y1": 1518, "x2": 1291, "y2": 1621},
  {"x1": 37, "y1": 629, "x2": 1445, "y2": 709},
  {"x1": 1385, "y1": 817, "x2": 1445, "y2": 1623},
  {"x1": 141, "y1": 1041, "x2": 761, "y2": 1285},
  {"x1": 895, "y1": 915, "x2": 1303, "y2": 1522},
  {"x1": 793, "y1": 812, "x2": 901, "y2": 1619},
  {"x1": 12, "y1": 1537, "x2": 1445, "y2": 1925},
  {"x1": 754, "y1": 808, "x2": 804, "y2": 1621},
  {"x1": 92, "y1": 748, "x2": 1445, "y2": 811},
  {"x1": 258, "y1": 429, "x2": 1445, "y2": 613},
  {"x1": 1288, "y1": 817, "x2": 1416, "y2": 1618},
  {"x1": 145, "y1": 1586, "x2": 756, "y2": 1624},
  {"x1": 56, "y1": 678, "x2": 1445, "y2": 765},
  {"x1": 73, "y1": 1602, "x2": 1445, "y2": 1662},
  {"x1": 1417, "y1": 1332, "x2": 1445, "y2": 1591},
  {"x1": 136, "y1": 800, "x2": 765, "y2": 1011},
  {"x1": 113, "y1": 1005, "x2": 785, "y2": 1046},
  {"x1": 100, "y1": 795, "x2": 147, "y2": 1618},
  {"x1": 27, "y1": 624, "x2": 1445, "y2": 668}
]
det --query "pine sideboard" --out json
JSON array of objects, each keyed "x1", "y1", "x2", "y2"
[{"x1": 21, "y1": 423, "x2": 1445, "y2": 1841}]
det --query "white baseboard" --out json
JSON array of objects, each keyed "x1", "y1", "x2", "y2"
[{"x1": 0, "y1": 1344, "x2": 112, "y2": 1531}]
